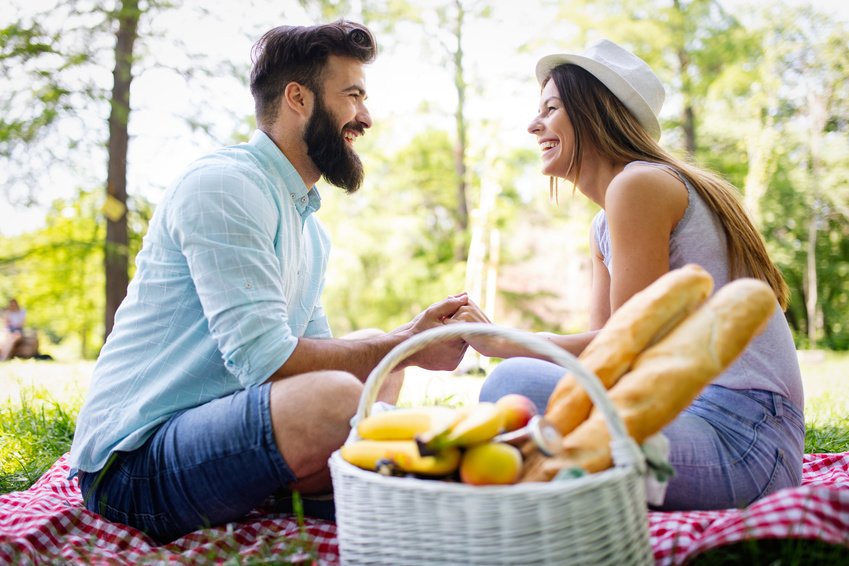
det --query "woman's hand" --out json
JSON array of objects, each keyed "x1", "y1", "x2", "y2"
[{"x1": 443, "y1": 299, "x2": 517, "y2": 357}]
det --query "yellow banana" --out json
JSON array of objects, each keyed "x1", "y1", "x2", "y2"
[
  {"x1": 356, "y1": 406, "x2": 461, "y2": 441},
  {"x1": 422, "y1": 402, "x2": 505, "y2": 452},
  {"x1": 341, "y1": 440, "x2": 461, "y2": 476}
]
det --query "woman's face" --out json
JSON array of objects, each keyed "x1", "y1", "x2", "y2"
[{"x1": 527, "y1": 78, "x2": 575, "y2": 179}]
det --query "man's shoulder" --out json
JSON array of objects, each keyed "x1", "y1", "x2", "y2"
[{"x1": 168, "y1": 144, "x2": 275, "y2": 198}]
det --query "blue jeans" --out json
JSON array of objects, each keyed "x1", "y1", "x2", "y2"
[
  {"x1": 480, "y1": 357, "x2": 805, "y2": 510},
  {"x1": 78, "y1": 383, "x2": 332, "y2": 543}
]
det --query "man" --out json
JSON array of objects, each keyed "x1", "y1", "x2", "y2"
[{"x1": 69, "y1": 21, "x2": 468, "y2": 543}]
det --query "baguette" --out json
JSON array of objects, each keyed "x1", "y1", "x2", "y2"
[
  {"x1": 543, "y1": 264, "x2": 714, "y2": 436},
  {"x1": 524, "y1": 278, "x2": 777, "y2": 481}
]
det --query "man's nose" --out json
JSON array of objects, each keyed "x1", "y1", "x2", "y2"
[{"x1": 358, "y1": 103, "x2": 372, "y2": 129}]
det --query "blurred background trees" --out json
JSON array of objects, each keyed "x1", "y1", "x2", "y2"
[{"x1": 1, "y1": 0, "x2": 847, "y2": 359}]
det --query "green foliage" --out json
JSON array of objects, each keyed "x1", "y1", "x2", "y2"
[
  {"x1": 0, "y1": 189, "x2": 151, "y2": 358},
  {"x1": 322, "y1": 128, "x2": 467, "y2": 333}
]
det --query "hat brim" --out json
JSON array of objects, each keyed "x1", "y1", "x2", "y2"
[{"x1": 535, "y1": 53, "x2": 661, "y2": 141}]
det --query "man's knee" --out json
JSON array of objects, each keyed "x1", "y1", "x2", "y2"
[
  {"x1": 314, "y1": 370, "x2": 364, "y2": 416},
  {"x1": 270, "y1": 370, "x2": 362, "y2": 418}
]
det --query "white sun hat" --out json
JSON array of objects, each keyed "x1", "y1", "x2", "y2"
[{"x1": 535, "y1": 39, "x2": 665, "y2": 141}]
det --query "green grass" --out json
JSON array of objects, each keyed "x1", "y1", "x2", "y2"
[
  {"x1": 0, "y1": 390, "x2": 78, "y2": 493},
  {"x1": 1, "y1": 353, "x2": 848, "y2": 563}
]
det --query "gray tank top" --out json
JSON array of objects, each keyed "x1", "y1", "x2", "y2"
[{"x1": 592, "y1": 161, "x2": 804, "y2": 406}]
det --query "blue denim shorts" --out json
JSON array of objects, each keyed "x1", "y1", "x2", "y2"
[
  {"x1": 78, "y1": 383, "x2": 305, "y2": 542},
  {"x1": 480, "y1": 357, "x2": 805, "y2": 510}
]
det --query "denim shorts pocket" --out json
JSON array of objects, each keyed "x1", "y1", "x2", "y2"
[
  {"x1": 754, "y1": 448, "x2": 786, "y2": 502},
  {"x1": 689, "y1": 398, "x2": 766, "y2": 465}
]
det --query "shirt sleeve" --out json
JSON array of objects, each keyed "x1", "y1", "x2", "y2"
[
  {"x1": 165, "y1": 164, "x2": 297, "y2": 387},
  {"x1": 305, "y1": 302, "x2": 332, "y2": 338}
]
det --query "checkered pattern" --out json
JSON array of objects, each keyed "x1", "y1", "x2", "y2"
[
  {"x1": 651, "y1": 452, "x2": 849, "y2": 564},
  {"x1": 2, "y1": 453, "x2": 847, "y2": 564}
]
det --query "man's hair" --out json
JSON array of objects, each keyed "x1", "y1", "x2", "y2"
[
  {"x1": 546, "y1": 64, "x2": 789, "y2": 309},
  {"x1": 250, "y1": 20, "x2": 377, "y2": 128}
]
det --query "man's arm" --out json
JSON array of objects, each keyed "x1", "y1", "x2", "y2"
[{"x1": 267, "y1": 293, "x2": 470, "y2": 382}]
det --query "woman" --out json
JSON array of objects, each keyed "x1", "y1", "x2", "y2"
[{"x1": 450, "y1": 40, "x2": 804, "y2": 510}]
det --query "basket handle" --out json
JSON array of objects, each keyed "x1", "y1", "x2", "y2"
[{"x1": 352, "y1": 323, "x2": 646, "y2": 471}]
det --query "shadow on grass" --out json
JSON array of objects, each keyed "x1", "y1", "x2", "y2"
[{"x1": 690, "y1": 537, "x2": 849, "y2": 565}]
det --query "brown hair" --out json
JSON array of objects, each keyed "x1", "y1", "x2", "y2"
[
  {"x1": 546, "y1": 64, "x2": 790, "y2": 309},
  {"x1": 250, "y1": 20, "x2": 377, "y2": 128}
]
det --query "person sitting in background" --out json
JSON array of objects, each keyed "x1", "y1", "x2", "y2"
[
  {"x1": 448, "y1": 39, "x2": 804, "y2": 511},
  {"x1": 0, "y1": 298, "x2": 26, "y2": 361}
]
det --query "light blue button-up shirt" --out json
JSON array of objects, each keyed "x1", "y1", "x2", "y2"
[{"x1": 70, "y1": 130, "x2": 332, "y2": 474}]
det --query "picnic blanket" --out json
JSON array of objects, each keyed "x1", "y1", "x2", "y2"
[{"x1": 2, "y1": 453, "x2": 848, "y2": 565}]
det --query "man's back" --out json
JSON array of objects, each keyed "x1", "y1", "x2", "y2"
[{"x1": 70, "y1": 131, "x2": 331, "y2": 474}]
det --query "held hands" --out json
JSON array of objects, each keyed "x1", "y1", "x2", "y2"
[
  {"x1": 399, "y1": 293, "x2": 470, "y2": 371},
  {"x1": 443, "y1": 299, "x2": 512, "y2": 358}
]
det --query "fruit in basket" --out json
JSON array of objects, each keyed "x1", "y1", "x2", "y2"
[
  {"x1": 357, "y1": 407, "x2": 463, "y2": 441},
  {"x1": 341, "y1": 439, "x2": 462, "y2": 476},
  {"x1": 460, "y1": 442, "x2": 523, "y2": 485},
  {"x1": 495, "y1": 394, "x2": 538, "y2": 432},
  {"x1": 419, "y1": 402, "x2": 505, "y2": 452}
]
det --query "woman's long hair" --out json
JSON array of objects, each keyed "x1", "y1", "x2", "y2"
[{"x1": 547, "y1": 64, "x2": 789, "y2": 309}]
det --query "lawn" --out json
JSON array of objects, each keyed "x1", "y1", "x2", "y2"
[
  {"x1": 1, "y1": 352, "x2": 848, "y2": 563},
  {"x1": 2, "y1": 353, "x2": 848, "y2": 492}
]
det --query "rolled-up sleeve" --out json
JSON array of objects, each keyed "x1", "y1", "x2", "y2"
[{"x1": 166, "y1": 166, "x2": 298, "y2": 387}]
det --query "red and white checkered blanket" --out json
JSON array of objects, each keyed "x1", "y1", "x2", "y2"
[{"x1": 2, "y1": 453, "x2": 848, "y2": 564}]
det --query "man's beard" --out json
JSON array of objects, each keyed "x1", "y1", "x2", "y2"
[{"x1": 304, "y1": 96, "x2": 365, "y2": 194}]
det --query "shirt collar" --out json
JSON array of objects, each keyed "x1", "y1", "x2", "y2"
[{"x1": 248, "y1": 130, "x2": 322, "y2": 217}]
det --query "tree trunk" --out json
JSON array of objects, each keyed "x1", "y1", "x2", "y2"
[
  {"x1": 452, "y1": 0, "x2": 469, "y2": 261},
  {"x1": 805, "y1": 206, "x2": 818, "y2": 347},
  {"x1": 804, "y1": 87, "x2": 828, "y2": 348},
  {"x1": 104, "y1": 0, "x2": 140, "y2": 340},
  {"x1": 676, "y1": 47, "x2": 697, "y2": 155}
]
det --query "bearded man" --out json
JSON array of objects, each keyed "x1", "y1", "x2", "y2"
[{"x1": 69, "y1": 21, "x2": 468, "y2": 543}]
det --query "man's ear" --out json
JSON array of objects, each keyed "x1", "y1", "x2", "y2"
[{"x1": 283, "y1": 82, "x2": 314, "y2": 119}]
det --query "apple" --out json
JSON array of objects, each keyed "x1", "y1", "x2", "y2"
[
  {"x1": 460, "y1": 442, "x2": 523, "y2": 485},
  {"x1": 495, "y1": 393, "x2": 538, "y2": 432}
]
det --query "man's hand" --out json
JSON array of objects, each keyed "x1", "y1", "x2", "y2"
[{"x1": 396, "y1": 293, "x2": 469, "y2": 371}]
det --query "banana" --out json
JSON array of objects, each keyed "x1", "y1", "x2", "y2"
[
  {"x1": 341, "y1": 440, "x2": 462, "y2": 476},
  {"x1": 356, "y1": 406, "x2": 462, "y2": 441},
  {"x1": 421, "y1": 402, "x2": 505, "y2": 452}
]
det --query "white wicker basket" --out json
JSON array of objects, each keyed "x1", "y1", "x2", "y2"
[{"x1": 329, "y1": 323, "x2": 652, "y2": 565}]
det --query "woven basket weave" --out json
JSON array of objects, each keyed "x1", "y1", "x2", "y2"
[{"x1": 329, "y1": 323, "x2": 652, "y2": 565}]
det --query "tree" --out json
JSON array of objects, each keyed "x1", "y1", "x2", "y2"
[
  {"x1": 767, "y1": 7, "x2": 849, "y2": 348},
  {"x1": 1, "y1": 0, "x2": 256, "y2": 344},
  {"x1": 104, "y1": 0, "x2": 140, "y2": 338}
]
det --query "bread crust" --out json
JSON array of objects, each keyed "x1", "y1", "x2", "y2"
[
  {"x1": 543, "y1": 264, "x2": 714, "y2": 435},
  {"x1": 524, "y1": 278, "x2": 777, "y2": 481}
]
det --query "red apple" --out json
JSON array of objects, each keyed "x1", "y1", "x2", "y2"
[{"x1": 495, "y1": 393, "x2": 538, "y2": 433}]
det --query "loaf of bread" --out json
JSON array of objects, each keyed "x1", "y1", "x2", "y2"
[
  {"x1": 543, "y1": 264, "x2": 714, "y2": 436},
  {"x1": 522, "y1": 277, "x2": 778, "y2": 481}
]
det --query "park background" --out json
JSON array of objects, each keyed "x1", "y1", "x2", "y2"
[
  {"x1": 1, "y1": 1, "x2": 848, "y2": 561},
  {"x1": 2, "y1": 0, "x2": 848, "y2": 360}
]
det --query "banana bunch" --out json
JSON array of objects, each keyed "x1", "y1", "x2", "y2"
[{"x1": 342, "y1": 401, "x2": 528, "y2": 484}]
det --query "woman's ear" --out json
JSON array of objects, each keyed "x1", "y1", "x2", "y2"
[{"x1": 283, "y1": 82, "x2": 314, "y2": 119}]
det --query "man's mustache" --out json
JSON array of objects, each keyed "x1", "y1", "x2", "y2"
[{"x1": 343, "y1": 123, "x2": 365, "y2": 136}]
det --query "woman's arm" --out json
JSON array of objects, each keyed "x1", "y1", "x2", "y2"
[{"x1": 604, "y1": 165, "x2": 688, "y2": 310}]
